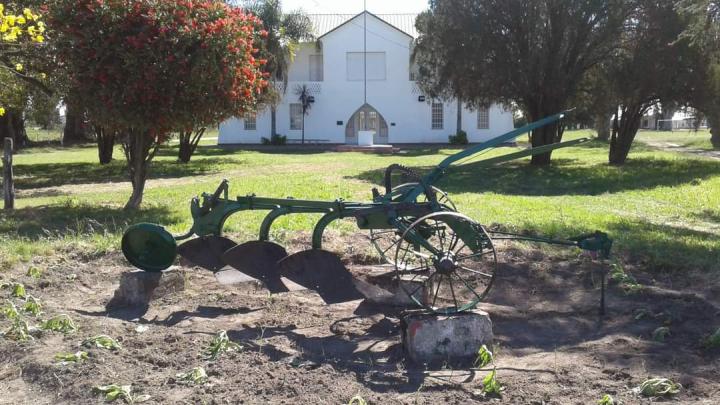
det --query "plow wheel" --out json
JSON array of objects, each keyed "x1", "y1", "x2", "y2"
[
  {"x1": 369, "y1": 184, "x2": 456, "y2": 265},
  {"x1": 393, "y1": 212, "x2": 497, "y2": 314}
]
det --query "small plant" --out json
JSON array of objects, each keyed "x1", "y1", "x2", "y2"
[
  {"x1": 633, "y1": 377, "x2": 681, "y2": 397},
  {"x1": 474, "y1": 344, "x2": 494, "y2": 368},
  {"x1": 473, "y1": 344, "x2": 503, "y2": 396},
  {"x1": 27, "y1": 266, "x2": 42, "y2": 279},
  {"x1": 176, "y1": 366, "x2": 208, "y2": 385},
  {"x1": 55, "y1": 351, "x2": 89, "y2": 365},
  {"x1": 3, "y1": 318, "x2": 33, "y2": 341},
  {"x1": 598, "y1": 394, "x2": 615, "y2": 405},
  {"x1": 23, "y1": 296, "x2": 43, "y2": 317},
  {"x1": 448, "y1": 130, "x2": 469, "y2": 145},
  {"x1": 652, "y1": 326, "x2": 670, "y2": 342},
  {"x1": 261, "y1": 134, "x2": 287, "y2": 145},
  {"x1": 348, "y1": 395, "x2": 367, "y2": 405},
  {"x1": 1, "y1": 282, "x2": 27, "y2": 298},
  {"x1": 204, "y1": 330, "x2": 242, "y2": 360},
  {"x1": 83, "y1": 335, "x2": 122, "y2": 350},
  {"x1": 608, "y1": 263, "x2": 641, "y2": 293},
  {"x1": 1, "y1": 300, "x2": 20, "y2": 319},
  {"x1": 702, "y1": 327, "x2": 720, "y2": 349},
  {"x1": 41, "y1": 314, "x2": 77, "y2": 334},
  {"x1": 93, "y1": 384, "x2": 150, "y2": 403}
]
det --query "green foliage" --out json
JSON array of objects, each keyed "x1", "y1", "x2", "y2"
[
  {"x1": 176, "y1": 366, "x2": 208, "y2": 385},
  {"x1": 55, "y1": 351, "x2": 88, "y2": 365},
  {"x1": 634, "y1": 377, "x2": 681, "y2": 397},
  {"x1": 609, "y1": 263, "x2": 642, "y2": 293},
  {"x1": 23, "y1": 295, "x2": 42, "y2": 317},
  {"x1": 474, "y1": 344, "x2": 493, "y2": 368},
  {"x1": 481, "y1": 369, "x2": 503, "y2": 396},
  {"x1": 83, "y1": 335, "x2": 122, "y2": 350},
  {"x1": 261, "y1": 134, "x2": 287, "y2": 145},
  {"x1": 26, "y1": 266, "x2": 42, "y2": 279},
  {"x1": 1, "y1": 282, "x2": 27, "y2": 298},
  {"x1": 448, "y1": 130, "x2": 468, "y2": 145},
  {"x1": 41, "y1": 314, "x2": 77, "y2": 334},
  {"x1": 1, "y1": 300, "x2": 20, "y2": 319},
  {"x1": 204, "y1": 330, "x2": 242, "y2": 360},
  {"x1": 652, "y1": 326, "x2": 671, "y2": 342},
  {"x1": 348, "y1": 395, "x2": 368, "y2": 405},
  {"x1": 93, "y1": 384, "x2": 150, "y2": 404},
  {"x1": 3, "y1": 317, "x2": 33, "y2": 341},
  {"x1": 703, "y1": 327, "x2": 720, "y2": 349},
  {"x1": 597, "y1": 394, "x2": 616, "y2": 405},
  {"x1": 473, "y1": 344, "x2": 503, "y2": 396}
]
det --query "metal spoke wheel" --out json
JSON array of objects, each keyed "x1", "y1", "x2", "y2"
[
  {"x1": 393, "y1": 211, "x2": 497, "y2": 314},
  {"x1": 369, "y1": 184, "x2": 456, "y2": 265}
]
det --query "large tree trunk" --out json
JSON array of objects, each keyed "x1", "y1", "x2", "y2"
[
  {"x1": 707, "y1": 112, "x2": 720, "y2": 149},
  {"x1": 63, "y1": 106, "x2": 88, "y2": 145},
  {"x1": 595, "y1": 111, "x2": 611, "y2": 141},
  {"x1": 270, "y1": 105, "x2": 277, "y2": 136},
  {"x1": 530, "y1": 123, "x2": 563, "y2": 165},
  {"x1": 609, "y1": 104, "x2": 644, "y2": 165},
  {"x1": 0, "y1": 110, "x2": 28, "y2": 150},
  {"x1": 122, "y1": 128, "x2": 159, "y2": 210},
  {"x1": 178, "y1": 127, "x2": 206, "y2": 163},
  {"x1": 95, "y1": 126, "x2": 115, "y2": 165}
]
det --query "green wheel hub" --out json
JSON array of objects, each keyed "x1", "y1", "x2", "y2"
[{"x1": 121, "y1": 223, "x2": 177, "y2": 272}]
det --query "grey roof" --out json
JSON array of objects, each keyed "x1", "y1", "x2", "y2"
[{"x1": 307, "y1": 13, "x2": 419, "y2": 39}]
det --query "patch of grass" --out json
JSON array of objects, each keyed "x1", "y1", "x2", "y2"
[
  {"x1": 41, "y1": 314, "x2": 77, "y2": 334},
  {"x1": 204, "y1": 330, "x2": 242, "y2": 360},
  {"x1": 634, "y1": 377, "x2": 681, "y2": 397},
  {"x1": 175, "y1": 366, "x2": 208, "y2": 385},
  {"x1": 26, "y1": 266, "x2": 42, "y2": 278},
  {"x1": 83, "y1": 334, "x2": 122, "y2": 350},
  {"x1": 702, "y1": 328, "x2": 720, "y2": 349},
  {"x1": 2, "y1": 129, "x2": 719, "y2": 275},
  {"x1": 635, "y1": 129, "x2": 714, "y2": 151}
]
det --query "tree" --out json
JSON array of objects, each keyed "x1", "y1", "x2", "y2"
[
  {"x1": 62, "y1": 103, "x2": 89, "y2": 145},
  {"x1": 294, "y1": 84, "x2": 312, "y2": 144},
  {"x1": 51, "y1": 0, "x2": 268, "y2": 209},
  {"x1": 0, "y1": 4, "x2": 47, "y2": 149},
  {"x1": 606, "y1": 0, "x2": 705, "y2": 164},
  {"x1": 414, "y1": 0, "x2": 629, "y2": 165},
  {"x1": 242, "y1": 0, "x2": 313, "y2": 137}
]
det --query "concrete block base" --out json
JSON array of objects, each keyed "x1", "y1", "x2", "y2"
[
  {"x1": 402, "y1": 309, "x2": 493, "y2": 366},
  {"x1": 107, "y1": 268, "x2": 185, "y2": 309}
]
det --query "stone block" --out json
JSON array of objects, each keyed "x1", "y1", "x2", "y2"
[
  {"x1": 107, "y1": 268, "x2": 185, "y2": 309},
  {"x1": 402, "y1": 309, "x2": 493, "y2": 366}
]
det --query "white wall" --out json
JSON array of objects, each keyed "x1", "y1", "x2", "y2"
[{"x1": 219, "y1": 13, "x2": 515, "y2": 144}]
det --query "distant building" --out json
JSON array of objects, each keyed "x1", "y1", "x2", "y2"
[{"x1": 218, "y1": 12, "x2": 514, "y2": 145}]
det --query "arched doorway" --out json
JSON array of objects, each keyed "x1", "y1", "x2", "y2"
[{"x1": 345, "y1": 104, "x2": 388, "y2": 144}]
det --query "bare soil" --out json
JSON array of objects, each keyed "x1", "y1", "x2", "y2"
[{"x1": 1, "y1": 233, "x2": 719, "y2": 404}]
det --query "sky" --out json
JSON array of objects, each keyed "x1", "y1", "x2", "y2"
[{"x1": 280, "y1": 0, "x2": 429, "y2": 14}]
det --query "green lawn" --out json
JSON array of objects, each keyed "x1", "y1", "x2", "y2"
[
  {"x1": 635, "y1": 128, "x2": 714, "y2": 150},
  {"x1": 1, "y1": 129, "x2": 719, "y2": 276}
]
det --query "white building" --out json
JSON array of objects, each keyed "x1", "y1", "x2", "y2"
[{"x1": 218, "y1": 12, "x2": 514, "y2": 145}]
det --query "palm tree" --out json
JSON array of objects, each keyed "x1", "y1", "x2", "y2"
[
  {"x1": 294, "y1": 84, "x2": 313, "y2": 144},
  {"x1": 242, "y1": 0, "x2": 314, "y2": 136}
]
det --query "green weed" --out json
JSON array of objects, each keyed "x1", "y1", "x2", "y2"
[
  {"x1": 1, "y1": 300, "x2": 20, "y2": 319},
  {"x1": 41, "y1": 314, "x2": 77, "y2": 334},
  {"x1": 473, "y1": 344, "x2": 503, "y2": 396},
  {"x1": 27, "y1": 266, "x2": 42, "y2": 278},
  {"x1": 1, "y1": 282, "x2": 27, "y2": 298},
  {"x1": 83, "y1": 335, "x2": 122, "y2": 350},
  {"x1": 634, "y1": 377, "x2": 681, "y2": 397},
  {"x1": 348, "y1": 395, "x2": 368, "y2": 405},
  {"x1": 93, "y1": 384, "x2": 150, "y2": 403},
  {"x1": 23, "y1": 296, "x2": 42, "y2": 317},
  {"x1": 3, "y1": 318, "x2": 33, "y2": 341},
  {"x1": 609, "y1": 264, "x2": 642, "y2": 293},
  {"x1": 597, "y1": 394, "x2": 616, "y2": 405},
  {"x1": 652, "y1": 326, "x2": 670, "y2": 342},
  {"x1": 474, "y1": 344, "x2": 494, "y2": 368},
  {"x1": 204, "y1": 330, "x2": 242, "y2": 360},
  {"x1": 176, "y1": 366, "x2": 208, "y2": 385},
  {"x1": 55, "y1": 351, "x2": 89, "y2": 365},
  {"x1": 702, "y1": 327, "x2": 720, "y2": 349}
]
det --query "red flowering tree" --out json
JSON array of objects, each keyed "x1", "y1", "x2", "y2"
[{"x1": 50, "y1": 0, "x2": 268, "y2": 209}]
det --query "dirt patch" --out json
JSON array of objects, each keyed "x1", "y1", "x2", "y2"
[{"x1": 1, "y1": 234, "x2": 719, "y2": 404}]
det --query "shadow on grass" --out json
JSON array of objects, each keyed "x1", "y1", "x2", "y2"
[
  {"x1": 0, "y1": 203, "x2": 180, "y2": 240},
  {"x1": 350, "y1": 156, "x2": 720, "y2": 196},
  {"x1": 13, "y1": 157, "x2": 240, "y2": 190}
]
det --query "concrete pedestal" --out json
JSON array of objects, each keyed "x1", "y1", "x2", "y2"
[
  {"x1": 106, "y1": 268, "x2": 185, "y2": 309},
  {"x1": 401, "y1": 309, "x2": 493, "y2": 366}
]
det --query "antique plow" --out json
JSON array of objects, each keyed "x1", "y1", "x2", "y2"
[{"x1": 122, "y1": 110, "x2": 612, "y2": 313}]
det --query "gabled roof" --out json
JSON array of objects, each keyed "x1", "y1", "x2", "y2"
[{"x1": 307, "y1": 12, "x2": 419, "y2": 39}]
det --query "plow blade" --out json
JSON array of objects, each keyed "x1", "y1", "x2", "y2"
[
  {"x1": 177, "y1": 236, "x2": 237, "y2": 271},
  {"x1": 277, "y1": 250, "x2": 364, "y2": 304},
  {"x1": 221, "y1": 241, "x2": 290, "y2": 293}
]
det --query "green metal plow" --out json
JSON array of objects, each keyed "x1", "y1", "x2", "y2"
[{"x1": 122, "y1": 110, "x2": 613, "y2": 314}]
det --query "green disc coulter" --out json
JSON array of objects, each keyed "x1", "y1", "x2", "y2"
[{"x1": 122, "y1": 111, "x2": 612, "y2": 314}]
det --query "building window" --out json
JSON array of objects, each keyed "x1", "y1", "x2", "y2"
[
  {"x1": 290, "y1": 103, "x2": 303, "y2": 130},
  {"x1": 244, "y1": 113, "x2": 256, "y2": 130},
  {"x1": 347, "y1": 52, "x2": 386, "y2": 81},
  {"x1": 431, "y1": 103, "x2": 443, "y2": 130},
  {"x1": 477, "y1": 108, "x2": 489, "y2": 129},
  {"x1": 309, "y1": 54, "x2": 323, "y2": 81}
]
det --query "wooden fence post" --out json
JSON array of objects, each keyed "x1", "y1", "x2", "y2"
[{"x1": 3, "y1": 137, "x2": 14, "y2": 210}]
